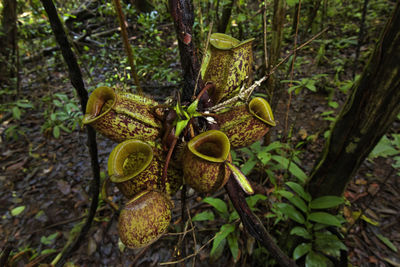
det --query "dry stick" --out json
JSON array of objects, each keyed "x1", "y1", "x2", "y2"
[
  {"x1": 40, "y1": 1, "x2": 101, "y2": 267},
  {"x1": 160, "y1": 230, "x2": 220, "y2": 265},
  {"x1": 208, "y1": 27, "x2": 329, "y2": 112},
  {"x1": 284, "y1": 0, "x2": 301, "y2": 136},
  {"x1": 225, "y1": 177, "x2": 297, "y2": 267},
  {"x1": 112, "y1": 0, "x2": 142, "y2": 94},
  {"x1": 263, "y1": 1, "x2": 269, "y2": 72}
]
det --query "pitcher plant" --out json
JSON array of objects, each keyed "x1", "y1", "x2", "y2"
[
  {"x1": 201, "y1": 33, "x2": 254, "y2": 104},
  {"x1": 82, "y1": 86, "x2": 162, "y2": 142},
  {"x1": 216, "y1": 97, "x2": 276, "y2": 148}
]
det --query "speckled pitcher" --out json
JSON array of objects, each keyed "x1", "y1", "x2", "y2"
[
  {"x1": 107, "y1": 139, "x2": 182, "y2": 199},
  {"x1": 216, "y1": 97, "x2": 276, "y2": 148},
  {"x1": 183, "y1": 130, "x2": 231, "y2": 193},
  {"x1": 201, "y1": 33, "x2": 254, "y2": 104},
  {"x1": 82, "y1": 86, "x2": 162, "y2": 142}
]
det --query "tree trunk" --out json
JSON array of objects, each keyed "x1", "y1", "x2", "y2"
[
  {"x1": 216, "y1": 0, "x2": 235, "y2": 33},
  {"x1": 0, "y1": 0, "x2": 18, "y2": 90},
  {"x1": 268, "y1": 0, "x2": 286, "y2": 111},
  {"x1": 308, "y1": 2, "x2": 400, "y2": 197}
]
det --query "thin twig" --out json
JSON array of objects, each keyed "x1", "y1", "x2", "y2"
[
  {"x1": 112, "y1": 0, "x2": 142, "y2": 94},
  {"x1": 160, "y1": 231, "x2": 219, "y2": 265}
]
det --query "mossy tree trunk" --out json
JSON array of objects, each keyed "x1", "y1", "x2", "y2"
[
  {"x1": 0, "y1": 0, "x2": 18, "y2": 92},
  {"x1": 308, "y1": 2, "x2": 400, "y2": 197}
]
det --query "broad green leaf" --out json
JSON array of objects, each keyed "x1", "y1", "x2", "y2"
[
  {"x1": 192, "y1": 211, "x2": 215, "y2": 222},
  {"x1": 308, "y1": 212, "x2": 342, "y2": 227},
  {"x1": 227, "y1": 232, "x2": 240, "y2": 263},
  {"x1": 293, "y1": 243, "x2": 312, "y2": 260},
  {"x1": 287, "y1": 195, "x2": 308, "y2": 213},
  {"x1": 310, "y1": 196, "x2": 344, "y2": 209},
  {"x1": 306, "y1": 251, "x2": 329, "y2": 267},
  {"x1": 276, "y1": 203, "x2": 305, "y2": 224},
  {"x1": 226, "y1": 162, "x2": 254, "y2": 195},
  {"x1": 210, "y1": 237, "x2": 226, "y2": 262},
  {"x1": 275, "y1": 190, "x2": 294, "y2": 199},
  {"x1": 12, "y1": 106, "x2": 21, "y2": 120},
  {"x1": 53, "y1": 125, "x2": 60, "y2": 138},
  {"x1": 257, "y1": 150, "x2": 271, "y2": 165},
  {"x1": 262, "y1": 141, "x2": 285, "y2": 152},
  {"x1": 229, "y1": 210, "x2": 239, "y2": 222},
  {"x1": 272, "y1": 155, "x2": 308, "y2": 183},
  {"x1": 290, "y1": 227, "x2": 312, "y2": 239},
  {"x1": 174, "y1": 119, "x2": 189, "y2": 137},
  {"x1": 369, "y1": 135, "x2": 399, "y2": 158},
  {"x1": 241, "y1": 157, "x2": 257, "y2": 175},
  {"x1": 286, "y1": 0, "x2": 299, "y2": 7},
  {"x1": 375, "y1": 233, "x2": 398, "y2": 252},
  {"x1": 16, "y1": 100, "x2": 33, "y2": 108},
  {"x1": 11, "y1": 206, "x2": 25, "y2": 216},
  {"x1": 285, "y1": 182, "x2": 311, "y2": 202},
  {"x1": 187, "y1": 99, "x2": 199, "y2": 115},
  {"x1": 237, "y1": 13, "x2": 246, "y2": 22},
  {"x1": 315, "y1": 232, "x2": 347, "y2": 258},
  {"x1": 246, "y1": 194, "x2": 267, "y2": 209},
  {"x1": 210, "y1": 224, "x2": 235, "y2": 258},
  {"x1": 203, "y1": 197, "x2": 228, "y2": 218}
]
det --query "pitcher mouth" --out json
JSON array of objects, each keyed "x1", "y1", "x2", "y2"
[
  {"x1": 188, "y1": 130, "x2": 230, "y2": 163},
  {"x1": 249, "y1": 97, "x2": 276, "y2": 127},
  {"x1": 210, "y1": 33, "x2": 255, "y2": 50},
  {"x1": 108, "y1": 140, "x2": 154, "y2": 183},
  {"x1": 82, "y1": 86, "x2": 116, "y2": 124}
]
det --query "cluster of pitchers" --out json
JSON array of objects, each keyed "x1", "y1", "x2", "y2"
[{"x1": 82, "y1": 33, "x2": 276, "y2": 249}]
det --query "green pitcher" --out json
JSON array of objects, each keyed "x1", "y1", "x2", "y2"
[
  {"x1": 118, "y1": 190, "x2": 173, "y2": 249},
  {"x1": 201, "y1": 33, "x2": 254, "y2": 104},
  {"x1": 82, "y1": 86, "x2": 162, "y2": 143},
  {"x1": 107, "y1": 139, "x2": 182, "y2": 199},
  {"x1": 183, "y1": 130, "x2": 231, "y2": 193},
  {"x1": 216, "y1": 97, "x2": 276, "y2": 148}
]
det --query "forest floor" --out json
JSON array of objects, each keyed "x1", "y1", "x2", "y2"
[{"x1": 1, "y1": 3, "x2": 399, "y2": 267}]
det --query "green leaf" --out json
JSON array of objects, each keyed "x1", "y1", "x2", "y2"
[
  {"x1": 257, "y1": 150, "x2": 271, "y2": 165},
  {"x1": 192, "y1": 211, "x2": 215, "y2": 222},
  {"x1": 174, "y1": 119, "x2": 189, "y2": 137},
  {"x1": 290, "y1": 226, "x2": 312, "y2": 239},
  {"x1": 210, "y1": 224, "x2": 235, "y2": 258},
  {"x1": 41, "y1": 249, "x2": 57, "y2": 255},
  {"x1": 12, "y1": 106, "x2": 21, "y2": 120},
  {"x1": 16, "y1": 100, "x2": 33, "y2": 108},
  {"x1": 285, "y1": 182, "x2": 311, "y2": 202},
  {"x1": 11, "y1": 206, "x2": 25, "y2": 216},
  {"x1": 305, "y1": 251, "x2": 329, "y2": 267},
  {"x1": 203, "y1": 197, "x2": 228, "y2": 218},
  {"x1": 229, "y1": 211, "x2": 239, "y2": 222},
  {"x1": 276, "y1": 203, "x2": 305, "y2": 224},
  {"x1": 275, "y1": 190, "x2": 294, "y2": 199},
  {"x1": 187, "y1": 99, "x2": 199, "y2": 115},
  {"x1": 53, "y1": 125, "x2": 60, "y2": 138},
  {"x1": 369, "y1": 135, "x2": 399, "y2": 158},
  {"x1": 246, "y1": 194, "x2": 267, "y2": 209},
  {"x1": 227, "y1": 232, "x2": 240, "y2": 262},
  {"x1": 40, "y1": 232, "x2": 58, "y2": 245},
  {"x1": 225, "y1": 162, "x2": 254, "y2": 195},
  {"x1": 272, "y1": 155, "x2": 308, "y2": 183},
  {"x1": 53, "y1": 99, "x2": 63, "y2": 107},
  {"x1": 262, "y1": 141, "x2": 285, "y2": 152},
  {"x1": 237, "y1": 13, "x2": 246, "y2": 22},
  {"x1": 314, "y1": 232, "x2": 347, "y2": 258},
  {"x1": 375, "y1": 233, "x2": 398, "y2": 252},
  {"x1": 241, "y1": 157, "x2": 257, "y2": 175},
  {"x1": 293, "y1": 243, "x2": 312, "y2": 260},
  {"x1": 310, "y1": 196, "x2": 344, "y2": 209},
  {"x1": 50, "y1": 113, "x2": 57, "y2": 121},
  {"x1": 308, "y1": 212, "x2": 342, "y2": 227},
  {"x1": 287, "y1": 195, "x2": 308, "y2": 213},
  {"x1": 286, "y1": 0, "x2": 299, "y2": 7}
]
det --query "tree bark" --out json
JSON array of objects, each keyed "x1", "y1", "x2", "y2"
[
  {"x1": 308, "y1": 2, "x2": 400, "y2": 197},
  {"x1": 0, "y1": 0, "x2": 18, "y2": 90},
  {"x1": 217, "y1": 0, "x2": 235, "y2": 34},
  {"x1": 169, "y1": 0, "x2": 202, "y2": 101}
]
